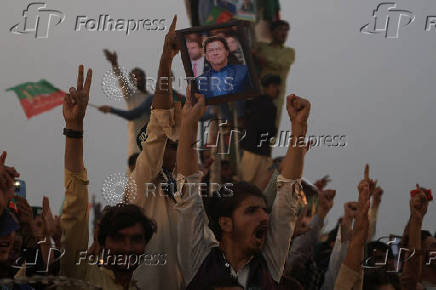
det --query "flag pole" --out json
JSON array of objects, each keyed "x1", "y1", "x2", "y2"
[
  {"x1": 88, "y1": 103, "x2": 99, "y2": 109},
  {"x1": 231, "y1": 102, "x2": 242, "y2": 180}
]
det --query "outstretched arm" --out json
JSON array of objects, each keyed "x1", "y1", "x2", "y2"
[
  {"x1": 60, "y1": 65, "x2": 92, "y2": 279},
  {"x1": 263, "y1": 94, "x2": 311, "y2": 282},
  {"x1": 99, "y1": 96, "x2": 153, "y2": 121}
]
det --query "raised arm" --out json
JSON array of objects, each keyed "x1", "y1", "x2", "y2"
[
  {"x1": 152, "y1": 15, "x2": 179, "y2": 110},
  {"x1": 263, "y1": 94, "x2": 311, "y2": 282},
  {"x1": 177, "y1": 91, "x2": 205, "y2": 176},
  {"x1": 281, "y1": 94, "x2": 310, "y2": 180},
  {"x1": 368, "y1": 185, "x2": 383, "y2": 240},
  {"x1": 131, "y1": 15, "x2": 180, "y2": 207},
  {"x1": 321, "y1": 202, "x2": 357, "y2": 290},
  {"x1": 335, "y1": 166, "x2": 371, "y2": 290},
  {"x1": 60, "y1": 65, "x2": 92, "y2": 279},
  {"x1": 285, "y1": 189, "x2": 335, "y2": 276},
  {"x1": 174, "y1": 91, "x2": 217, "y2": 284},
  {"x1": 400, "y1": 186, "x2": 429, "y2": 290},
  {"x1": 103, "y1": 49, "x2": 133, "y2": 99}
]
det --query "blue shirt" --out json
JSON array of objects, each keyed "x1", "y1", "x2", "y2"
[{"x1": 196, "y1": 64, "x2": 250, "y2": 99}]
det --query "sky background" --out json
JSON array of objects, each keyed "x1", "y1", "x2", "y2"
[{"x1": 0, "y1": 0, "x2": 435, "y2": 237}]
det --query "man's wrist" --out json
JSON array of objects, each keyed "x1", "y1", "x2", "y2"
[
  {"x1": 181, "y1": 119, "x2": 198, "y2": 130},
  {"x1": 291, "y1": 124, "x2": 307, "y2": 137},
  {"x1": 410, "y1": 216, "x2": 423, "y2": 226},
  {"x1": 342, "y1": 216, "x2": 353, "y2": 227},
  {"x1": 65, "y1": 121, "x2": 83, "y2": 131}
]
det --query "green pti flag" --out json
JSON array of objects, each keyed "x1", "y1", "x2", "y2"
[
  {"x1": 6, "y1": 80, "x2": 65, "y2": 119},
  {"x1": 205, "y1": 6, "x2": 234, "y2": 24}
]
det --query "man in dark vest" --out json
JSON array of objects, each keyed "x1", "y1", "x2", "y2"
[{"x1": 174, "y1": 91, "x2": 311, "y2": 290}]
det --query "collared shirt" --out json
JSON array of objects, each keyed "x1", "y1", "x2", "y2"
[
  {"x1": 191, "y1": 56, "x2": 205, "y2": 77},
  {"x1": 321, "y1": 225, "x2": 349, "y2": 290},
  {"x1": 334, "y1": 263, "x2": 363, "y2": 290},
  {"x1": 60, "y1": 169, "x2": 139, "y2": 290},
  {"x1": 174, "y1": 172, "x2": 302, "y2": 289},
  {"x1": 130, "y1": 104, "x2": 185, "y2": 290},
  {"x1": 196, "y1": 64, "x2": 250, "y2": 99}
]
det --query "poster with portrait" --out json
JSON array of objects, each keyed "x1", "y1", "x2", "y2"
[{"x1": 176, "y1": 21, "x2": 260, "y2": 105}]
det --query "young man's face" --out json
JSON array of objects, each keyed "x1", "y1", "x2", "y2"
[
  {"x1": 104, "y1": 223, "x2": 147, "y2": 272},
  {"x1": 226, "y1": 37, "x2": 239, "y2": 52},
  {"x1": 221, "y1": 164, "x2": 234, "y2": 183},
  {"x1": 205, "y1": 41, "x2": 229, "y2": 69},
  {"x1": 264, "y1": 83, "x2": 281, "y2": 100},
  {"x1": 187, "y1": 41, "x2": 202, "y2": 61},
  {"x1": 131, "y1": 69, "x2": 146, "y2": 91},
  {"x1": 32, "y1": 215, "x2": 44, "y2": 241},
  {"x1": 228, "y1": 196, "x2": 269, "y2": 255},
  {"x1": 272, "y1": 25, "x2": 289, "y2": 45}
]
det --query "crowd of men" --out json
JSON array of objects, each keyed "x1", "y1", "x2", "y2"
[{"x1": 0, "y1": 14, "x2": 435, "y2": 290}]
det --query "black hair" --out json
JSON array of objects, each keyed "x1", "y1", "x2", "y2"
[
  {"x1": 187, "y1": 38, "x2": 202, "y2": 48},
  {"x1": 261, "y1": 74, "x2": 282, "y2": 88},
  {"x1": 206, "y1": 182, "x2": 266, "y2": 241},
  {"x1": 131, "y1": 67, "x2": 145, "y2": 79},
  {"x1": 422, "y1": 230, "x2": 432, "y2": 242},
  {"x1": 365, "y1": 241, "x2": 394, "y2": 261},
  {"x1": 128, "y1": 153, "x2": 140, "y2": 170},
  {"x1": 270, "y1": 20, "x2": 290, "y2": 31},
  {"x1": 98, "y1": 204, "x2": 157, "y2": 246},
  {"x1": 224, "y1": 30, "x2": 238, "y2": 39},
  {"x1": 363, "y1": 271, "x2": 400, "y2": 290},
  {"x1": 203, "y1": 36, "x2": 230, "y2": 54}
]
